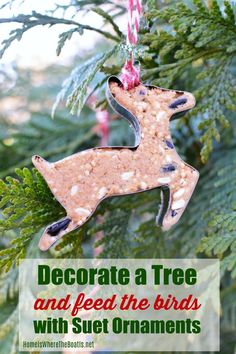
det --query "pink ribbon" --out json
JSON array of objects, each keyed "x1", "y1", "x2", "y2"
[{"x1": 120, "y1": 0, "x2": 142, "y2": 90}]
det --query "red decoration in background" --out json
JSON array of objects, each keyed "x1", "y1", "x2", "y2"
[
  {"x1": 95, "y1": 110, "x2": 109, "y2": 147},
  {"x1": 87, "y1": 90, "x2": 110, "y2": 147}
]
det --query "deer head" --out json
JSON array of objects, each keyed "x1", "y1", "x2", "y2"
[{"x1": 107, "y1": 76, "x2": 195, "y2": 146}]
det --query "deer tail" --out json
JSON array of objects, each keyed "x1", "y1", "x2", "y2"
[{"x1": 32, "y1": 155, "x2": 55, "y2": 180}]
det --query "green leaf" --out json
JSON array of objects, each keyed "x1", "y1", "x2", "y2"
[
  {"x1": 141, "y1": 0, "x2": 236, "y2": 162},
  {"x1": 56, "y1": 27, "x2": 84, "y2": 56},
  {"x1": 92, "y1": 7, "x2": 123, "y2": 37},
  {"x1": 56, "y1": 46, "x2": 117, "y2": 116}
]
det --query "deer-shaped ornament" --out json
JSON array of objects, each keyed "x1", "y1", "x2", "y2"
[{"x1": 33, "y1": 76, "x2": 199, "y2": 251}]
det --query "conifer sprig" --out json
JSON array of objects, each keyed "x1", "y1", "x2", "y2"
[
  {"x1": 0, "y1": 168, "x2": 64, "y2": 272},
  {"x1": 141, "y1": 0, "x2": 236, "y2": 161}
]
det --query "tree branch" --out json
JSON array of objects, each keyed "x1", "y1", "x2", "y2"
[{"x1": 0, "y1": 11, "x2": 120, "y2": 47}]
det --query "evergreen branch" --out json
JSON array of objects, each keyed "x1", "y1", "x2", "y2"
[
  {"x1": 0, "y1": 306, "x2": 18, "y2": 341},
  {"x1": 0, "y1": 168, "x2": 64, "y2": 272},
  {"x1": 56, "y1": 27, "x2": 84, "y2": 56},
  {"x1": 0, "y1": 112, "x2": 97, "y2": 178},
  {"x1": 90, "y1": 209, "x2": 132, "y2": 258},
  {"x1": 66, "y1": 0, "x2": 125, "y2": 10},
  {"x1": 0, "y1": 0, "x2": 24, "y2": 10},
  {"x1": 0, "y1": 268, "x2": 18, "y2": 306},
  {"x1": 0, "y1": 130, "x2": 95, "y2": 178},
  {"x1": 0, "y1": 11, "x2": 120, "y2": 58},
  {"x1": 53, "y1": 1, "x2": 126, "y2": 20},
  {"x1": 170, "y1": 143, "x2": 236, "y2": 277},
  {"x1": 142, "y1": 0, "x2": 236, "y2": 162},
  {"x1": 91, "y1": 7, "x2": 123, "y2": 37},
  {"x1": 55, "y1": 46, "x2": 117, "y2": 116}
]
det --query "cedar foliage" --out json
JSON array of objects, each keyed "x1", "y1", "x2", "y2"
[{"x1": 0, "y1": 0, "x2": 236, "y2": 353}]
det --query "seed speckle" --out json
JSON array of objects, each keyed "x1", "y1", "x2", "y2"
[
  {"x1": 75, "y1": 207, "x2": 91, "y2": 216},
  {"x1": 71, "y1": 185, "x2": 78, "y2": 196},
  {"x1": 161, "y1": 164, "x2": 176, "y2": 173},
  {"x1": 171, "y1": 210, "x2": 178, "y2": 217},
  {"x1": 169, "y1": 98, "x2": 187, "y2": 109},
  {"x1": 172, "y1": 199, "x2": 185, "y2": 209},
  {"x1": 98, "y1": 187, "x2": 107, "y2": 198},
  {"x1": 156, "y1": 111, "x2": 165, "y2": 121},
  {"x1": 121, "y1": 171, "x2": 134, "y2": 180},
  {"x1": 166, "y1": 140, "x2": 174, "y2": 149},
  {"x1": 173, "y1": 188, "x2": 185, "y2": 199},
  {"x1": 157, "y1": 177, "x2": 171, "y2": 184},
  {"x1": 139, "y1": 89, "x2": 146, "y2": 96}
]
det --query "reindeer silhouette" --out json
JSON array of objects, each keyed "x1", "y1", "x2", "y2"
[{"x1": 33, "y1": 76, "x2": 199, "y2": 251}]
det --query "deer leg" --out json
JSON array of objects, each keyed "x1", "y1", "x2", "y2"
[
  {"x1": 39, "y1": 217, "x2": 74, "y2": 251},
  {"x1": 157, "y1": 166, "x2": 199, "y2": 231},
  {"x1": 38, "y1": 211, "x2": 93, "y2": 251}
]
